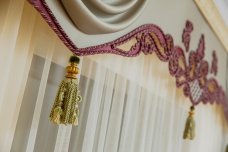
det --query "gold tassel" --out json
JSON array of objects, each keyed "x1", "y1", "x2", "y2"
[
  {"x1": 49, "y1": 55, "x2": 82, "y2": 126},
  {"x1": 183, "y1": 106, "x2": 195, "y2": 140}
]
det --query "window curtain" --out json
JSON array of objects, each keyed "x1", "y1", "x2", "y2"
[{"x1": 0, "y1": 1, "x2": 228, "y2": 152}]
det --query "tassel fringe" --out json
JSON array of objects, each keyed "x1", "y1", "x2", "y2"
[
  {"x1": 183, "y1": 106, "x2": 195, "y2": 140},
  {"x1": 49, "y1": 78, "x2": 81, "y2": 126},
  {"x1": 49, "y1": 55, "x2": 82, "y2": 126}
]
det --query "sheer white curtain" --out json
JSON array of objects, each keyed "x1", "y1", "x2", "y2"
[
  {"x1": 0, "y1": 1, "x2": 228, "y2": 152},
  {"x1": 7, "y1": 53, "x2": 227, "y2": 152}
]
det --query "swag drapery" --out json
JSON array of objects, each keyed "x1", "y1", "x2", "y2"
[{"x1": 0, "y1": 0, "x2": 228, "y2": 152}]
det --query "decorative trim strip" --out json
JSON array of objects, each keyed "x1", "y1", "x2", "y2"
[{"x1": 28, "y1": 0, "x2": 228, "y2": 121}]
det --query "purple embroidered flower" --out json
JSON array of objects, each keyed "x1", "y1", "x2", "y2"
[
  {"x1": 182, "y1": 20, "x2": 193, "y2": 52},
  {"x1": 211, "y1": 50, "x2": 218, "y2": 76}
]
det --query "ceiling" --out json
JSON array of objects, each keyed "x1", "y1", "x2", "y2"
[
  {"x1": 214, "y1": 0, "x2": 228, "y2": 26},
  {"x1": 194, "y1": 0, "x2": 228, "y2": 53}
]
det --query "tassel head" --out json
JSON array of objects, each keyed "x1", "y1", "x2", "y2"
[
  {"x1": 183, "y1": 106, "x2": 195, "y2": 140},
  {"x1": 66, "y1": 56, "x2": 80, "y2": 79},
  {"x1": 49, "y1": 55, "x2": 82, "y2": 126}
]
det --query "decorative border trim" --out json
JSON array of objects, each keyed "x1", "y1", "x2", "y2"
[{"x1": 28, "y1": 0, "x2": 228, "y2": 121}]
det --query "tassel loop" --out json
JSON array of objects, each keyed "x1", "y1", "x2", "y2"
[
  {"x1": 183, "y1": 106, "x2": 195, "y2": 140},
  {"x1": 52, "y1": 105, "x2": 63, "y2": 124}
]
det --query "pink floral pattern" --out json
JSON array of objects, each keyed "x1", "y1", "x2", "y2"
[
  {"x1": 211, "y1": 51, "x2": 218, "y2": 76},
  {"x1": 182, "y1": 20, "x2": 193, "y2": 52},
  {"x1": 29, "y1": 0, "x2": 228, "y2": 122}
]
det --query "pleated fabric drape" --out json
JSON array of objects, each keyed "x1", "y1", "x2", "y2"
[{"x1": 0, "y1": 1, "x2": 228, "y2": 152}]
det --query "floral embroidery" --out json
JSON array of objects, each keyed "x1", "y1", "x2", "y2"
[
  {"x1": 182, "y1": 20, "x2": 193, "y2": 52},
  {"x1": 211, "y1": 51, "x2": 218, "y2": 76}
]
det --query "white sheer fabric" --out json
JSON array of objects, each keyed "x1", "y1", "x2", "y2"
[
  {"x1": 0, "y1": 1, "x2": 228, "y2": 152},
  {"x1": 7, "y1": 54, "x2": 228, "y2": 152}
]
